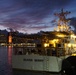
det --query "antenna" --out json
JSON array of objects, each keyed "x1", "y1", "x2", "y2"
[{"x1": 54, "y1": 9, "x2": 71, "y2": 32}]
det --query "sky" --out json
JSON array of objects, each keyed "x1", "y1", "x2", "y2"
[{"x1": 0, "y1": 0, "x2": 76, "y2": 34}]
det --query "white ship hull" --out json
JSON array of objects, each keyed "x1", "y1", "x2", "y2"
[{"x1": 12, "y1": 55, "x2": 62, "y2": 72}]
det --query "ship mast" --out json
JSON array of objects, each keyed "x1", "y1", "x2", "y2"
[{"x1": 54, "y1": 9, "x2": 71, "y2": 32}]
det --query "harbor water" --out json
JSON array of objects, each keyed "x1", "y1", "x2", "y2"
[
  {"x1": 0, "y1": 46, "x2": 75, "y2": 75},
  {"x1": 0, "y1": 46, "x2": 12, "y2": 75}
]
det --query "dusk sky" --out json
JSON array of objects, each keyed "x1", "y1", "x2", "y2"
[{"x1": 0, "y1": 0, "x2": 76, "y2": 34}]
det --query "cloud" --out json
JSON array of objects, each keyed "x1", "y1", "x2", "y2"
[
  {"x1": 0, "y1": 0, "x2": 74, "y2": 33},
  {"x1": 69, "y1": 17, "x2": 76, "y2": 33}
]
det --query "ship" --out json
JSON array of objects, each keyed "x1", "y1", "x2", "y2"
[{"x1": 12, "y1": 9, "x2": 76, "y2": 74}]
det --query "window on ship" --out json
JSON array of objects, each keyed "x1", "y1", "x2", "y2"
[
  {"x1": 13, "y1": 46, "x2": 64, "y2": 56},
  {"x1": 51, "y1": 49, "x2": 57, "y2": 56}
]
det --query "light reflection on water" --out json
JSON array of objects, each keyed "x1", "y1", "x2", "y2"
[
  {"x1": 7, "y1": 46, "x2": 12, "y2": 65},
  {"x1": 0, "y1": 46, "x2": 12, "y2": 75}
]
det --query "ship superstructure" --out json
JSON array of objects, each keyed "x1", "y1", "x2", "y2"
[
  {"x1": 54, "y1": 9, "x2": 76, "y2": 55},
  {"x1": 12, "y1": 9, "x2": 76, "y2": 73}
]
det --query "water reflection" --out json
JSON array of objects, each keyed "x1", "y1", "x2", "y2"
[
  {"x1": 0, "y1": 46, "x2": 12, "y2": 75},
  {"x1": 7, "y1": 46, "x2": 12, "y2": 65},
  {"x1": 7, "y1": 46, "x2": 13, "y2": 75}
]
